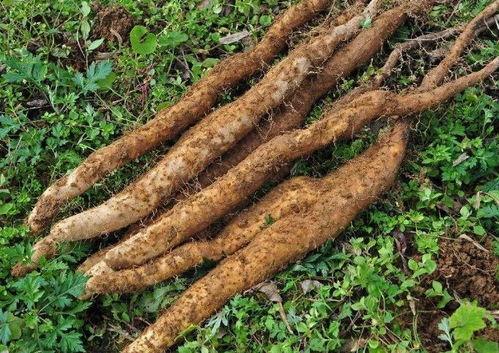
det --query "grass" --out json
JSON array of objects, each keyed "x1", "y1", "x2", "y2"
[{"x1": 0, "y1": 0, "x2": 498, "y2": 352}]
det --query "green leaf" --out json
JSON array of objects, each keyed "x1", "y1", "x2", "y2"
[
  {"x1": 91, "y1": 60, "x2": 112, "y2": 81},
  {"x1": 202, "y1": 57, "x2": 219, "y2": 68},
  {"x1": 130, "y1": 25, "x2": 157, "y2": 55},
  {"x1": 0, "y1": 203, "x2": 14, "y2": 215},
  {"x1": 80, "y1": 1, "x2": 91, "y2": 17},
  {"x1": 449, "y1": 302, "x2": 487, "y2": 341},
  {"x1": 159, "y1": 31, "x2": 188, "y2": 48},
  {"x1": 360, "y1": 16, "x2": 372, "y2": 29},
  {"x1": 473, "y1": 338, "x2": 499, "y2": 353},
  {"x1": 31, "y1": 63, "x2": 47, "y2": 82},
  {"x1": 97, "y1": 72, "x2": 116, "y2": 90},
  {"x1": 87, "y1": 38, "x2": 104, "y2": 52},
  {"x1": 2, "y1": 71, "x2": 24, "y2": 83},
  {"x1": 0, "y1": 322, "x2": 10, "y2": 345},
  {"x1": 80, "y1": 20, "x2": 90, "y2": 40},
  {"x1": 259, "y1": 14, "x2": 273, "y2": 26},
  {"x1": 60, "y1": 331, "x2": 85, "y2": 353}
]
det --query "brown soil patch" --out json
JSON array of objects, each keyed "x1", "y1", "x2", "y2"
[
  {"x1": 399, "y1": 236, "x2": 498, "y2": 353},
  {"x1": 438, "y1": 237, "x2": 498, "y2": 309},
  {"x1": 92, "y1": 4, "x2": 134, "y2": 43}
]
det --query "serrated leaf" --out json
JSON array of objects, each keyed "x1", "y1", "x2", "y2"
[
  {"x1": 97, "y1": 71, "x2": 116, "y2": 90},
  {"x1": 31, "y1": 62, "x2": 47, "y2": 82},
  {"x1": 130, "y1": 25, "x2": 157, "y2": 55},
  {"x1": 449, "y1": 302, "x2": 487, "y2": 341},
  {"x1": 92, "y1": 60, "x2": 112, "y2": 81},
  {"x1": 54, "y1": 295, "x2": 71, "y2": 309},
  {"x1": 3, "y1": 71, "x2": 24, "y2": 83},
  {"x1": 60, "y1": 331, "x2": 84, "y2": 353}
]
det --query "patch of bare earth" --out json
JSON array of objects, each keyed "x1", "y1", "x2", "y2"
[
  {"x1": 410, "y1": 237, "x2": 498, "y2": 352},
  {"x1": 92, "y1": 3, "x2": 134, "y2": 44}
]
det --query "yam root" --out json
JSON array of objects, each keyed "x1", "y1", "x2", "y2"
[
  {"x1": 26, "y1": 0, "x2": 335, "y2": 233},
  {"x1": 80, "y1": 4, "x2": 497, "y2": 351},
  {"x1": 73, "y1": 1, "x2": 377, "y2": 273},
  {"x1": 121, "y1": 120, "x2": 409, "y2": 353},
  {"x1": 79, "y1": 7, "x2": 486, "y2": 276},
  {"x1": 18, "y1": 0, "x2": 381, "y2": 273},
  {"x1": 84, "y1": 171, "x2": 323, "y2": 295},
  {"x1": 102, "y1": 56, "x2": 497, "y2": 270},
  {"x1": 197, "y1": 3, "x2": 411, "y2": 186},
  {"x1": 82, "y1": 2, "x2": 414, "y2": 271}
]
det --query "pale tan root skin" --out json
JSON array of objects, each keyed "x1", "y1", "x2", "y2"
[
  {"x1": 84, "y1": 173, "x2": 321, "y2": 295},
  {"x1": 74, "y1": 1, "x2": 380, "y2": 273},
  {"x1": 102, "y1": 57, "x2": 498, "y2": 270},
  {"x1": 116, "y1": 4, "x2": 497, "y2": 350},
  {"x1": 26, "y1": 0, "x2": 335, "y2": 233},
  {"x1": 198, "y1": 4, "x2": 410, "y2": 186},
  {"x1": 19, "y1": 0, "x2": 382, "y2": 273},
  {"x1": 121, "y1": 121, "x2": 408, "y2": 353},
  {"x1": 420, "y1": 0, "x2": 499, "y2": 90}
]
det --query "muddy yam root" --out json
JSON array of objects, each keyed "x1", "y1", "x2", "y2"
[
  {"x1": 75, "y1": 2, "x2": 406, "y2": 274},
  {"x1": 19, "y1": 0, "x2": 382, "y2": 273},
  {"x1": 26, "y1": 0, "x2": 335, "y2": 233},
  {"x1": 102, "y1": 57, "x2": 498, "y2": 270},
  {"x1": 121, "y1": 120, "x2": 408, "y2": 353},
  {"x1": 198, "y1": 3, "x2": 410, "y2": 186},
  {"x1": 85, "y1": 173, "x2": 323, "y2": 295}
]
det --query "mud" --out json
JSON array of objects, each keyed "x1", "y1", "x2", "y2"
[
  {"x1": 92, "y1": 4, "x2": 134, "y2": 43},
  {"x1": 403, "y1": 237, "x2": 498, "y2": 353},
  {"x1": 438, "y1": 237, "x2": 498, "y2": 308}
]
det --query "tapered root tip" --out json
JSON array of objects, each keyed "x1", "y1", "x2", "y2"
[
  {"x1": 11, "y1": 262, "x2": 37, "y2": 277},
  {"x1": 11, "y1": 238, "x2": 58, "y2": 277},
  {"x1": 26, "y1": 214, "x2": 45, "y2": 235}
]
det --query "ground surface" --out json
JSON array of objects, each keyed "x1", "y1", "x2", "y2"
[{"x1": 0, "y1": 0, "x2": 498, "y2": 352}]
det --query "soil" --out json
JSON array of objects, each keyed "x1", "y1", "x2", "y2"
[
  {"x1": 438, "y1": 237, "x2": 498, "y2": 308},
  {"x1": 406, "y1": 236, "x2": 498, "y2": 353},
  {"x1": 92, "y1": 4, "x2": 134, "y2": 43}
]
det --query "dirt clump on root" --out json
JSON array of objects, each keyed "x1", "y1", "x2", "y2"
[
  {"x1": 437, "y1": 237, "x2": 498, "y2": 308},
  {"x1": 92, "y1": 4, "x2": 134, "y2": 43}
]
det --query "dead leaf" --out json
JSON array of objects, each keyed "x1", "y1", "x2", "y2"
[
  {"x1": 254, "y1": 282, "x2": 293, "y2": 333},
  {"x1": 458, "y1": 234, "x2": 489, "y2": 252},
  {"x1": 473, "y1": 191, "x2": 481, "y2": 210},
  {"x1": 300, "y1": 279, "x2": 323, "y2": 294},
  {"x1": 95, "y1": 52, "x2": 115, "y2": 60},
  {"x1": 219, "y1": 30, "x2": 250, "y2": 45},
  {"x1": 452, "y1": 152, "x2": 469, "y2": 166},
  {"x1": 255, "y1": 281, "x2": 282, "y2": 302},
  {"x1": 341, "y1": 338, "x2": 368, "y2": 352},
  {"x1": 407, "y1": 294, "x2": 417, "y2": 316},
  {"x1": 277, "y1": 303, "x2": 293, "y2": 334},
  {"x1": 197, "y1": 0, "x2": 212, "y2": 9},
  {"x1": 26, "y1": 99, "x2": 48, "y2": 108}
]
